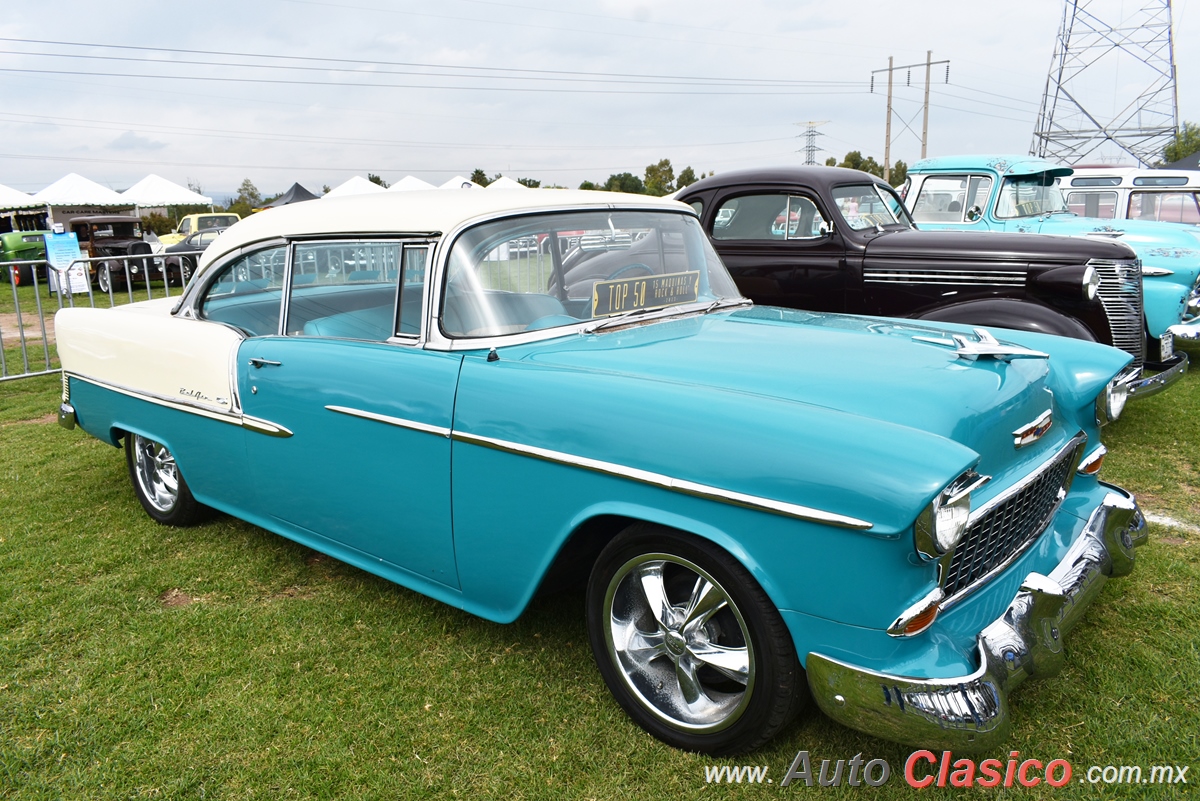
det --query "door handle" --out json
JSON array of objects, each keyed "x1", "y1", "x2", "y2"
[{"x1": 248, "y1": 357, "x2": 282, "y2": 368}]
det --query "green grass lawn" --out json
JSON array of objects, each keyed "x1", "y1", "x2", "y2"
[{"x1": 1, "y1": 346, "x2": 1197, "y2": 799}]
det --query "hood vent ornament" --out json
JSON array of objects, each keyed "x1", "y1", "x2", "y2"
[{"x1": 912, "y1": 328, "x2": 1049, "y2": 362}]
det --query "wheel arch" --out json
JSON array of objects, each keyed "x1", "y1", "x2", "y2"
[
  {"x1": 532, "y1": 501, "x2": 777, "y2": 609},
  {"x1": 915, "y1": 297, "x2": 1098, "y2": 341}
]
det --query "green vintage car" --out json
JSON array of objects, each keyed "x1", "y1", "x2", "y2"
[{"x1": 0, "y1": 221, "x2": 50, "y2": 286}]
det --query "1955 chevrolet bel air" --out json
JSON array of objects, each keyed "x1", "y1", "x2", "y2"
[{"x1": 55, "y1": 189, "x2": 1147, "y2": 754}]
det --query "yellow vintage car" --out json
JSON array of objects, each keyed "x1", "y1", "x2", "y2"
[{"x1": 158, "y1": 212, "x2": 241, "y2": 246}]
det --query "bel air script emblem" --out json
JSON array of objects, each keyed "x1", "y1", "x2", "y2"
[
  {"x1": 179, "y1": 388, "x2": 229, "y2": 406},
  {"x1": 1013, "y1": 410, "x2": 1053, "y2": 449}
]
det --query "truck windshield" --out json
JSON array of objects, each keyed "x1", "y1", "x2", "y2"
[{"x1": 995, "y1": 176, "x2": 1070, "y2": 219}]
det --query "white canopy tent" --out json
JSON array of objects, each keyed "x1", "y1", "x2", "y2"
[
  {"x1": 388, "y1": 175, "x2": 436, "y2": 191},
  {"x1": 486, "y1": 176, "x2": 527, "y2": 190},
  {"x1": 121, "y1": 174, "x2": 213, "y2": 207},
  {"x1": 34, "y1": 173, "x2": 133, "y2": 225},
  {"x1": 324, "y1": 176, "x2": 388, "y2": 198},
  {"x1": 438, "y1": 175, "x2": 484, "y2": 190},
  {"x1": 0, "y1": 183, "x2": 43, "y2": 210}
]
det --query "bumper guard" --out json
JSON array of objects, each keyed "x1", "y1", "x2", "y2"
[
  {"x1": 1126, "y1": 353, "x2": 1187, "y2": 399},
  {"x1": 805, "y1": 489, "x2": 1146, "y2": 751}
]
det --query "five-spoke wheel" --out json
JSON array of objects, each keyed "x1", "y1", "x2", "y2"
[{"x1": 587, "y1": 524, "x2": 806, "y2": 754}]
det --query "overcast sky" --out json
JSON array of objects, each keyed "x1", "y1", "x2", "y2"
[{"x1": 0, "y1": 0, "x2": 1195, "y2": 200}]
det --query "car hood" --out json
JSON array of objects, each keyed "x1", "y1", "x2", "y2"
[
  {"x1": 866, "y1": 228, "x2": 1135, "y2": 263},
  {"x1": 478, "y1": 306, "x2": 1116, "y2": 533},
  {"x1": 1036, "y1": 215, "x2": 1200, "y2": 279}
]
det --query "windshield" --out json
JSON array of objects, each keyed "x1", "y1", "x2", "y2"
[
  {"x1": 830, "y1": 184, "x2": 913, "y2": 230},
  {"x1": 442, "y1": 210, "x2": 742, "y2": 338},
  {"x1": 995, "y1": 175, "x2": 1069, "y2": 218}
]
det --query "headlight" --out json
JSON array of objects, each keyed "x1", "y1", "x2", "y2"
[
  {"x1": 1095, "y1": 378, "x2": 1129, "y2": 426},
  {"x1": 914, "y1": 471, "x2": 987, "y2": 559},
  {"x1": 1082, "y1": 265, "x2": 1101, "y2": 300}
]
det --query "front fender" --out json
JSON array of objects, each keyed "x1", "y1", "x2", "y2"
[
  {"x1": 916, "y1": 298, "x2": 1097, "y2": 341},
  {"x1": 1143, "y1": 275, "x2": 1191, "y2": 338}
]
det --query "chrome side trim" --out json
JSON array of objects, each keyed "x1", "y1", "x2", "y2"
[
  {"x1": 863, "y1": 269, "x2": 1026, "y2": 286},
  {"x1": 1142, "y1": 265, "x2": 1174, "y2": 276},
  {"x1": 325, "y1": 405, "x2": 451, "y2": 438},
  {"x1": 452, "y1": 430, "x2": 874, "y2": 531},
  {"x1": 242, "y1": 416, "x2": 294, "y2": 438},
  {"x1": 69, "y1": 372, "x2": 244, "y2": 427},
  {"x1": 67, "y1": 372, "x2": 293, "y2": 438}
]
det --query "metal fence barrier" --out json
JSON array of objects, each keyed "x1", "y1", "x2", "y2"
[{"x1": 1, "y1": 250, "x2": 204, "y2": 382}]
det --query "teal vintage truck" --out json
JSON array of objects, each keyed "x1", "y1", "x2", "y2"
[{"x1": 905, "y1": 155, "x2": 1200, "y2": 365}]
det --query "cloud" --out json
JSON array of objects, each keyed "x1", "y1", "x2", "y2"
[{"x1": 109, "y1": 131, "x2": 167, "y2": 151}]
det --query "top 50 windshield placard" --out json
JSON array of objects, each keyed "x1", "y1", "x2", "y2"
[{"x1": 592, "y1": 270, "x2": 700, "y2": 317}]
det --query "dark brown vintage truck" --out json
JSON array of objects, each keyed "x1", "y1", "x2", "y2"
[{"x1": 676, "y1": 166, "x2": 1186, "y2": 396}]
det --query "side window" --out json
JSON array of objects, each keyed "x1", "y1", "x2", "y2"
[
  {"x1": 398, "y1": 246, "x2": 429, "y2": 336},
  {"x1": 688, "y1": 200, "x2": 703, "y2": 216},
  {"x1": 1067, "y1": 191, "x2": 1117, "y2": 218},
  {"x1": 179, "y1": 219, "x2": 192, "y2": 235},
  {"x1": 285, "y1": 242, "x2": 402, "y2": 341},
  {"x1": 198, "y1": 246, "x2": 287, "y2": 337},
  {"x1": 911, "y1": 175, "x2": 967, "y2": 222},
  {"x1": 713, "y1": 194, "x2": 825, "y2": 241},
  {"x1": 1129, "y1": 191, "x2": 1200, "y2": 224}
]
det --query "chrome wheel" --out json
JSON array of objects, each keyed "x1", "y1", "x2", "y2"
[
  {"x1": 131, "y1": 434, "x2": 180, "y2": 513},
  {"x1": 97, "y1": 264, "x2": 113, "y2": 293},
  {"x1": 604, "y1": 553, "x2": 754, "y2": 732}
]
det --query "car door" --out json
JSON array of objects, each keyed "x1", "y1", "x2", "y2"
[
  {"x1": 707, "y1": 189, "x2": 848, "y2": 312},
  {"x1": 232, "y1": 240, "x2": 464, "y2": 589}
]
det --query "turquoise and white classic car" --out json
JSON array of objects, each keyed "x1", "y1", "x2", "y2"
[
  {"x1": 56, "y1": 189, "x2": 1146, "y2": 754},
  {"x1": 905, "y1": 155, "x2": 1200, "y2": 365}
]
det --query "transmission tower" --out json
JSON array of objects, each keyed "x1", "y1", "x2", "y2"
[
  {"x1": 1031, "y1": 0, "x2": 1178, "y2": 166},
  {"x1": 795, "y1": 121, "x2": 828, "y2": 165}
]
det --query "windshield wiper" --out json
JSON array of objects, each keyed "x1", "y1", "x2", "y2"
[
  {"x1": 703, "y1": 297, "x2": 753, "y2": 314},
  {"x1": 582, "y1": 306, "x2": 663, "y2": 334}
]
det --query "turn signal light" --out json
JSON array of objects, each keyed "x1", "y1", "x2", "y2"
[{"x1": 900, "y1": 603, "x2": 941, "y2": 636}]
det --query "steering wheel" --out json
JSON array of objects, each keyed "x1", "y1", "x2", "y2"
[{"x1": 606, "y1": 263, "x2": 653, "y2": 280}]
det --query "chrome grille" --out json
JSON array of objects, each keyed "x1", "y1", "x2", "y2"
[
  {"x1": 942, "y1": 442, "x2": 1079, "y2": 599},
  {"x1": 1089, "y1": 259, "x2": 1145, "y2": 369}
]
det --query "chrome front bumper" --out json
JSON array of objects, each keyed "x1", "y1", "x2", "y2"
[
  {"x1": 1127, "y1": 352, "x2": 1188, "y2": 399},
  {"x1": 1168, "y1": 317, "x2": 1200, "y2": 341},
  {"x1": 806, "y1": 489, "x2": 1146, "y2": 751}
]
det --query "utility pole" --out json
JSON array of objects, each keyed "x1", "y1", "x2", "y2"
[
  {"x1": 795, "y1": 121, "x2": 829, "y2": 165},
  {"x1": 921, "y1": 51, "x2": 932, "y2": 158},
  {"x1": 871, "y1": 54, "x2": 950, "y2": 179},
  {"x1": 884, "y1": 57, "x2": 893, "y2": 182}
]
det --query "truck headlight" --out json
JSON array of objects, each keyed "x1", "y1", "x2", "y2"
[
  {"x1": 1083, "y1": 265, "x2": 1101, "y2": 300},
  {"x1": 914, "y1": 471, "x2": 987, "y2": 559},
  {"x1": 1095, "y1": 378, "x2": 1129, "y2": 426}
]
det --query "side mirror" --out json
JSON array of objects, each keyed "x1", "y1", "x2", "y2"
[
  {"x1": 965, "y1": 205, "x2": 983, "y2": 222},
  {"x1": 818, "y1": 220, "x2": 832, "y2": 236}
]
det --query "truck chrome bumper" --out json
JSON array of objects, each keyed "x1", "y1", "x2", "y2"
[
  {"x1": 1127, "y1": 353, "x2": 1187, "y2": 399},
  {"x1": 1168, "y1": 318, "x2": 1200, "y2": 341},
  {"x1": 806, "y1": 489, "x2": 1146, "y2": 751}
]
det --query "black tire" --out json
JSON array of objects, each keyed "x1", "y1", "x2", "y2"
[
  {"x1": 586, "y1": 523, "x2": 807, "y2": 754},
  {"x1": 124, "y1": 433, "x2": 209, "y2": 526}
]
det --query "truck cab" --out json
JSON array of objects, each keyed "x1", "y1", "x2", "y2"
[{"x1": 905, "y1": 155, "x2": 1200, "y2": 362}]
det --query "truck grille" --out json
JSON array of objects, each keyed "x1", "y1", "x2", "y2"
[
  {"x1": 942, "y1": 440, "x2": 1082, "y2": 600},
  {"x1": 1089, "y1": 259, "x2": 1145, "y2": 370}
]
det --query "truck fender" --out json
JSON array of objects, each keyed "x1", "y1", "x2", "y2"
[{"x1": 915, "y1": 298, "x2": 1097, "y2": 342}]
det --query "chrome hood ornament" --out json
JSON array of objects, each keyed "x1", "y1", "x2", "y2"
[{"x1": 912, "y1": 328, "x2": 1050, "y2": 362}]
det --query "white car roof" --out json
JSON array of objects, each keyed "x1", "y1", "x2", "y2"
[
  {"x1": 201, "y1": 188, "x2": 692, "y2": 270},
  {"x1": 1066, "y1": 165, "x2": 1200, "y2": 188}
]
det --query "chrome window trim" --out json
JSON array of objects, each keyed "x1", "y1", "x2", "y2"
[
  {"x1": 325, "y1": 405, "x2": 451, "y2": 438},
  {"x1": 452, "y1": 429, "x2": 874, "y2": 530},
  {"x1": 424, "y1": 204, "x2": 711, "y2": 353},
  {"x1": 910, "y1": 173, "x2": 991, "y2": 226},
  {"x1": 174, "y1": 237, "x2": 290, "y2": 318}
]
